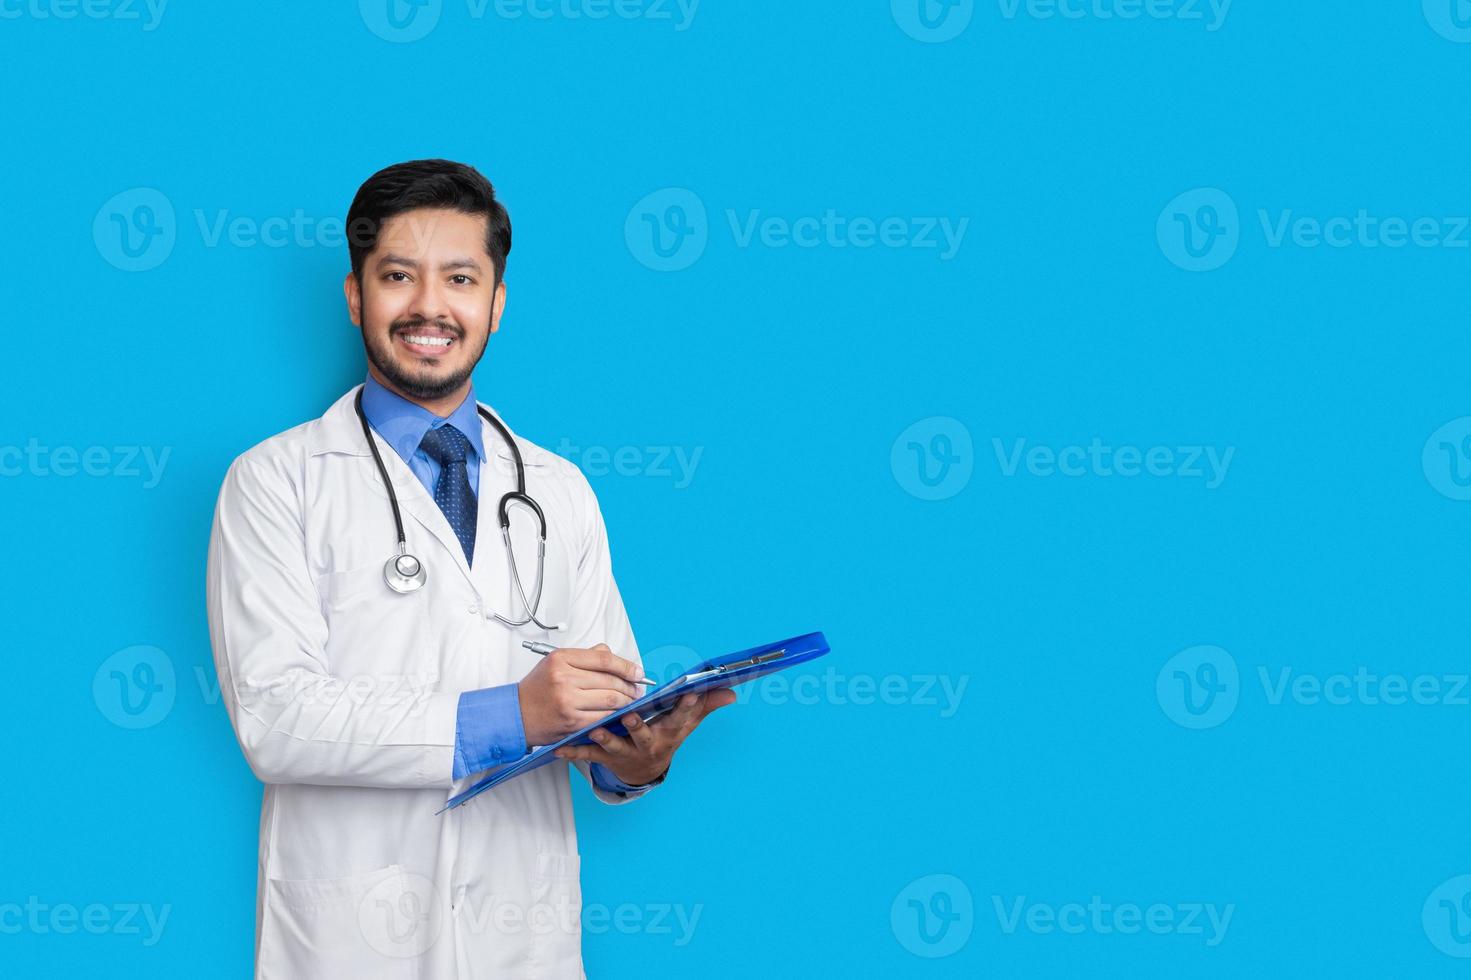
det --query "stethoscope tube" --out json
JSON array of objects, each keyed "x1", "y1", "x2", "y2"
[{"x1": 354, "y1": 387, "x2": 561, "y2": 631}]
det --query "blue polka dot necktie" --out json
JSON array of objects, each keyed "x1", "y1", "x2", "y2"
[{"x1": 418, "y1": 424, "x2": 477, "y2": 566}]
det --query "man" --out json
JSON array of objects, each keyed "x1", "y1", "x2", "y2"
[{"x1": 205, "y1": 159, "x2": 734, "y2": 978}]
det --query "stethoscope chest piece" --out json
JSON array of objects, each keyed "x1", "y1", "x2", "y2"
[
  {"x1": 384, "y1": 552, "x2": 427, "y2": 594},
  {"x1": 354, "y1": 386, "x2": 558, "y2": 629}
]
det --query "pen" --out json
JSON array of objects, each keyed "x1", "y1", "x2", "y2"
[{"x1": 521, "y1": 640, "x2": 659, "y2": 686}]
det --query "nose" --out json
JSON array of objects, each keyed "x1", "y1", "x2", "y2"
[{"x1": 408, "y1": 274, "x2": 451, "y2": 323}]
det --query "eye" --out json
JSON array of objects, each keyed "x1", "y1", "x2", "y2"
[
  {"x1": 449, "y1": 274, "x2": 474, "y2": 285},
  {"x1": 384, "y1": 271, "x2": 411, "y2": 282}
]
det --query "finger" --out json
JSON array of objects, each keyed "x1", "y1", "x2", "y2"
[
  {"x1": 698, "y1": 689, "x2": 738, "y2": 719},
  {"x1": 570, "y1": 687, "x2": 636, "y2": 713},
  {"x1": 553, "y1": 744, "x2": 614, "y2": 766},
  {"x1": 566, "y1": 666, "x2": 638, "y2": 700},
  {"x1": 568, "y1": 706, "x2": 632, "y2": 729},
  {"x1": 561, "y1": 645, "x2": 642, "y2": 685},
  {"x1": 652, "y1": 693, "x2": 704, "y2": 732},
  {"x1": 680, "y1": 689, "x2": 736, "y2": 730},
  {"x1": 621, "y1": 712, "x2": 658, "y2": 753},
  {"x1": 584, "y1": 726, "x2": 634, "y2": 757}
]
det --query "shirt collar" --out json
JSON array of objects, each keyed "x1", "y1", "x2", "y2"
[{"x1": 359, "y1": 373, "x2": 487, "y2": 467}]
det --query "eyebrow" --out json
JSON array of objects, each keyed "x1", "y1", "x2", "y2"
[{"x1": 375, "y1": 253, "x2": 485, "y2": 274}]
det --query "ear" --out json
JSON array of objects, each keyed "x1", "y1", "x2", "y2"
[
  {"x1": 343, "y1": 272, "x2": 362, "y2": 327},
  {"x1": 489, "y1": 279, "x2": 507, "y2": 335}
]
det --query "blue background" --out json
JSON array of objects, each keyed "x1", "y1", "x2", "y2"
[{"x1": 4, "y1": 1, "x2": 1471, "y2": 976}]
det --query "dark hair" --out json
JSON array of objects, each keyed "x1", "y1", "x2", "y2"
[{"x1": 345, "y1": 158, "x2": 512, "y2": 285}]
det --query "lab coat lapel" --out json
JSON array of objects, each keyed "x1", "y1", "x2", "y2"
[
  {"x1": 366, "y1": 429, "x2": 478, "y2": 590},
  {"x1": 312, "y1": 386, "x2": 496, "y2": 594}
]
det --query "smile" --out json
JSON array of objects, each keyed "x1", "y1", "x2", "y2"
[{"x1": 396, "y1": 331, "x2": 457, "y2": 357}]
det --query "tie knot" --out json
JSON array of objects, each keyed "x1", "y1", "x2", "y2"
[{"x1": 419, "y1": 423, "x2": 472, "y2": 465}]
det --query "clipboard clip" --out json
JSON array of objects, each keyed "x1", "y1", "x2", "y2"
[
  {"x1": 637, "y1": 649, "x2": 788, "y2": 725},
  {"x1": 675, "y1": 648, "x2": 787, "y2": 686}
]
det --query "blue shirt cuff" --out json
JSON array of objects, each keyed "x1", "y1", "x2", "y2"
[
  {"x1": 590, "y1": 762, "x2": 664, "y2": 796},
  {"x1": 453, "y1": 684, "x2": 528, "y2": 780}
]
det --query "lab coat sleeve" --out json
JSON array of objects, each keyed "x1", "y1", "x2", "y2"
[
  {"x1": 206, "y1": 453, "x2": 459, "y2": 788},
  {"x1": 560, "y1": 468, "x2": 659, "y2": 806}
]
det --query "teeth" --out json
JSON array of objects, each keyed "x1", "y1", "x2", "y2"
[{"x1": 404, "y1": 335, "x2": 452, "y2": 347}]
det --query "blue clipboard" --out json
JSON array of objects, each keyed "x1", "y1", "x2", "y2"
[{"x1": 440, "y1": 631, "x2": 830, "y2": 812}]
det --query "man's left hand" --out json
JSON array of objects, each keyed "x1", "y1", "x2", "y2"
[{"x1": 553, "y1": 689, "x2": 736, "y2": 786}]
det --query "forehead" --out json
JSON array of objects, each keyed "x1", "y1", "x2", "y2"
[{"x1": 373, "y1": 208, "x2": 489, "y2": 259}]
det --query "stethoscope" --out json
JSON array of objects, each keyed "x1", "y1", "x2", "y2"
[{"x1": 354, "y1": 388, "x2": 562, "y2": 632}]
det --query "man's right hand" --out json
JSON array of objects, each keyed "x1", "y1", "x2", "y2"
[{"x1": 517, "y1": 643, "x2": 644, "y2": 746}]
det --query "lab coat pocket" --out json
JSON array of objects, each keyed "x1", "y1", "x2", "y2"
[
  {"x1": 262, "y1": 864, "x2": 441, "y2": 979},
  {"x1": 526, "y1": 850, "x2": 583, "y2": 980},
  {"x1": 317, "y1": 563, "x2": 437, "y2": 680}
]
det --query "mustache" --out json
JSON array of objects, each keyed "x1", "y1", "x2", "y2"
[{"x1": 390, "y1": 317, "x2": 463, "y2": 338}]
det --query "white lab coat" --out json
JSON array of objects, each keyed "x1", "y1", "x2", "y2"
[{"x1": 205, "y1": 385, "x2": 651, "y2": 979}]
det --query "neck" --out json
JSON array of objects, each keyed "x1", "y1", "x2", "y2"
[{"x1": 367, "y1": 365, "x2": 470, "y2": 418}]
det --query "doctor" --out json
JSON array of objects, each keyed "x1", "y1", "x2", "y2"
[{"x1": 205, "y1": 158, "x2": 735, "y2": 979}]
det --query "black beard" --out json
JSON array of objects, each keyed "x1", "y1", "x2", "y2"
[{"x1": 362, "y1": 318, "x2": 489, "y2": 401}]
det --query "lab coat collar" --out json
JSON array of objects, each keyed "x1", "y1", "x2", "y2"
[
  {"x1": 307, "y1": 384, "x2": 550, "y2": 468},
  {"x1": 359, "y1": 373, "x2": 489, "y2": 472},
  {"x1": 305, "y1": 384, "x2": 552, "y2": 590}
]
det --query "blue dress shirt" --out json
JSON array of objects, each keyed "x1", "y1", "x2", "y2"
[{"x1": 359, "y1": 375, "x2": 652, "y2": 796}]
